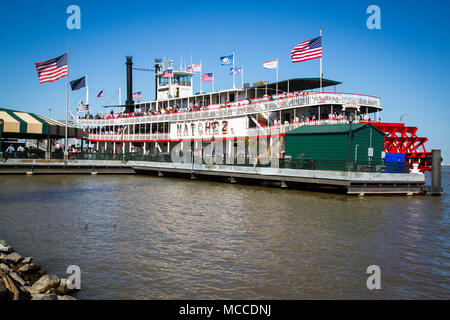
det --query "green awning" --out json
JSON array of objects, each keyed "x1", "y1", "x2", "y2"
[{"x1": 0, "y1": 107, "x2": 83, "y2": 139}]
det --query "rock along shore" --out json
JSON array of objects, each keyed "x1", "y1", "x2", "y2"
[{"x1": 0, "y1": 239, "x2": 77, "y2": 300}]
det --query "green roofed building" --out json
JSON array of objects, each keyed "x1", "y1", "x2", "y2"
[
  {"x1": 0, "y1": 107, "x2": 83, "y2": 139},
  {"x1": 284, "y1": 123, "x2": 385, "y2": 171}
]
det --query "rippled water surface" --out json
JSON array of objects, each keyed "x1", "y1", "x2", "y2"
[{"x1": 0, "y1": 168, "x2": 449, "y2": 299}]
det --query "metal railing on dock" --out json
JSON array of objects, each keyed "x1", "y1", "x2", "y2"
[{"x1": 1, "y1": 151, "x2": 409, "y2": 174}]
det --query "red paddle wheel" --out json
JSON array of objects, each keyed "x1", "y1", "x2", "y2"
[{"x1": 371, "y1": 122, "x2": 432, "y2": 172}]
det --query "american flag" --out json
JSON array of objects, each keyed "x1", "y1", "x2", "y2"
[
  {"x1": 202, "y1": 73, "x2": 213, "y2": 82},
  {"x1": 132, "y1": 91, "x2": 142, "y2": 99},
  {"x1": 162, "y1": 69, "x2": 173, "y2": 78},
  {"x1": 291, "y1": 36, "x2": 322, "y2": 63},
  {"x1": 35, "y1": 53, "x2": 68, "y2": 83}
]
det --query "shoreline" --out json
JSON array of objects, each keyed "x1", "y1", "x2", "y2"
[{"x1": 0, "y1": 239, "x2": 78, "y2": 300}]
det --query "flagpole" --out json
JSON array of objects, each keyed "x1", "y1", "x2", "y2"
[
  {"x1": 320, "y1": 28, "x2": 323, "y2": 92},
  {"x1": 118, "y1": 87, "x2": 121, "y2": 113},
  {"x1": 241, "y1": 65, "x2": 244, "y2": 88},
  {"x1": 212, "y1": 73, "x2": 215, "y2": 92},
  {"x1": 65, "y1": 44, "x2": 69, "y2": 158},
  {"x1": 232, "y1": 52, "x2": 235, "y2": 89},
  {"x1": 276, "y1": 58, "x2": 279, "y2": 94},
  {"x1": 86, "y1": 73, "x2": 89, "y2": 107},
  {"x1": 200, "y1": 60, "x2": 202, "y2": 94}
]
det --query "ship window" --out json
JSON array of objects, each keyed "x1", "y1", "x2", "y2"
[
  {"x1": 159, "y1": 75, "x2": 191, "y2": 86},
  {"x1": 171, "y1": 75, "x2": 192, "y2": 86},
  {"x1": 177, "y1": 75, "x2": 191, "y2": 86},
  {"x1": 159, "y1": 76, "x2": 169, "y2": 86}
]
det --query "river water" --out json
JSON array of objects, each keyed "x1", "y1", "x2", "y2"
[{"x1": 0, "y1": 168, "x2": 448, "y2": 299}]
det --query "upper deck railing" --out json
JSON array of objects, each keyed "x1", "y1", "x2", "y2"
[
  {"x1": 87, "y1": 119, "x2": 376, "y2": 142},
  {"x1": 77, "y1": 92, "x2": 381, "y2": 127}
]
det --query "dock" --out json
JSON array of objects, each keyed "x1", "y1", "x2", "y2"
[
  {"x1": 131, "y1": 160, "x2": 426, "y2": 196},
  {"x1": 0, "y1": 158, "x2": 430, "y2": 196},
  {"x1": 0, "y1": 159, "x2": 134, "y2": 175}
]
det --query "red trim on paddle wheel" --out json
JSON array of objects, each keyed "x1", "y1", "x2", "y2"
[{"x1": 371, "y1": 122, "x2": 432, "y2": 172}]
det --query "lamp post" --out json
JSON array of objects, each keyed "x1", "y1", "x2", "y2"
[
  {"x1": 348, "y1": 113, "x2": 354, "y2": 170},
  {"x1": 0, "y1": 119, "x2": 4, "y2": 159},
  {"x1": 120, "y1": 125, "x2": 128, "y2": 160},
  {"x1": 211, "y1": 122, "x2": 216, "y2": 159}
]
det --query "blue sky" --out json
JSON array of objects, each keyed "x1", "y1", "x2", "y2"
[{"x1": 0, "y1": 0, "x2": 449, "y2": 160}]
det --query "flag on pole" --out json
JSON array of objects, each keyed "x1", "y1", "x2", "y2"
[
  {"x1": 161, "y1": 69, "x2": 173, "y2": 78},
  {"x1": 202, "y1": 73, "x2": 214, "y2": 82},
  {"x1": 229, "y1": 67, "x2": 242, "y2": 75},
  {"x1": 69, "y1": 111, "x2": 74, "y2": 121},
  {"x1": 97, "y1": 90, "x2": 103, "y2": 97},
  {"x1": 187, "y1": 62, "x2": 202, "y2": 72},
  {"x1": 132, "y1": 91, "x2": 142, "y2": 99},
  {"x1": 35, "y1": 53, "x2": 68, "y2": 84},
  {"x1": 263, "y1": 59, "x2": 278, "y2": 69},
  {"x1": 70, "y1": 76, "x2": 86, "y2": 91},
  {"x1": 220, "y1": 54, "x2": 233, "y2": 65},
  {"x1": 291, "y1": 36, "x2": 322, "y2": 63}
]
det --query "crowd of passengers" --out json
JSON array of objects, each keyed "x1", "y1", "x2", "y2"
[
  {"x1": 79, "y1": 98, "x2": 240, "y2": 120},
  {"x1": 78, "y1": 91, "x2": 326, "y2": 120},
  {"x1": 87, "y1": 111, "x2": 377, "y2": 136},
  {"x1": 83, "y1": 102, "x2": 209, "y2": 120},
  {"x1": 81, "y1": 105, "x2": 375, "y2": 123}
]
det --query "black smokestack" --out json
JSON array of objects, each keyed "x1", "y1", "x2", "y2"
[
  {"x1": 154, "y1": 58, "x2": 162, "y2": 100},
  {"x1": 125, "y1": 56, "x2": 134, "y2": 113}
]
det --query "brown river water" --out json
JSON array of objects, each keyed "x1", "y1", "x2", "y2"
[{"x1": 0, "y1": 168, "x2": 448, "y2": 299}]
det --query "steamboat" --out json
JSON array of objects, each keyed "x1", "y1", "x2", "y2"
[{"x1": 76, "y1": 56, "x2": 432, "y2": 175}]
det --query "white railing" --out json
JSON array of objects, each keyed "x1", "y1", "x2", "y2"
[
  {"x1": 77, "y1": 92, "x2": 381, "y2": 127},
  {"x1": 88, "y1": 133, "x2": 170, "y2": 141},
  {"x1": 246, "y1": 119, "x2": 364, "y2": 138},
  {"x1": 86, "y1": 119, "x2": 368, "y2": 142}
]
